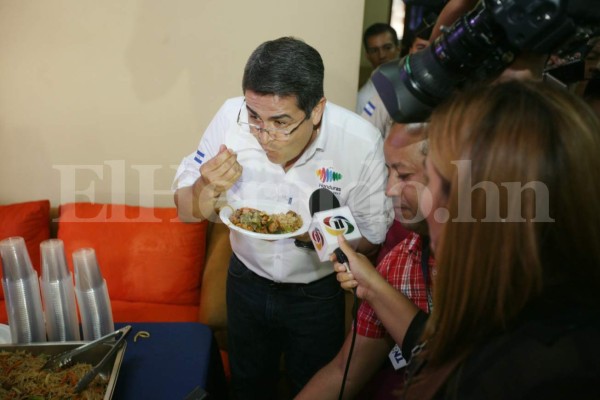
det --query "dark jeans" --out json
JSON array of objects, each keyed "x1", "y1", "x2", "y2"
[{"x1": 226, "y1": 254, "x2": 345, "y2": 400}]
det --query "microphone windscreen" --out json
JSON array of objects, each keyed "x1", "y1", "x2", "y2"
[{"x1": 309, "y1": 188, "x2": 340, "y2": 216}]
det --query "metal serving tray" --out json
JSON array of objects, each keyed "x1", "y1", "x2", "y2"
[{"x1": 0, "y1": 340, "x2": 126, "y2": 400}]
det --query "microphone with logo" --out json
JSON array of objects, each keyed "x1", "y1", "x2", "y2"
[
  {"x1": 301, "y1": 189, "x2": 362, "y2": 265},
  {"x1": 304, "y1": 189, "x2": 361, "y2": 399},
  {"x1": 293, "y1": 188, "x2": 339, "y2": 251}
]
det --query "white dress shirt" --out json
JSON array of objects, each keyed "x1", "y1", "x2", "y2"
[{"x1": 173, "y1": 97, "x2": 393, "y2": 283}]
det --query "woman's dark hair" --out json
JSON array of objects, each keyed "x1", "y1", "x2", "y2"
[
  {"x1": 242, "y1": 37, "x2": 324, "y2": 116},
  {"x1": 424, "y1": 80, "x2": 600, "y2": 366}
]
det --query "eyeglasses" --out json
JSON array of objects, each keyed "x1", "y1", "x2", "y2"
[{"x1": 236, "y1": 101, "x2": 308, "y2": 142}]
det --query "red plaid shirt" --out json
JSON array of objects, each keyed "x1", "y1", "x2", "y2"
[{"x1": 356, "y1": 232, "x2": 435, "y2": 338}]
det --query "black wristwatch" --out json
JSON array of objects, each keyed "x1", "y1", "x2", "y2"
[{"x1": 294, "y1": 239, "x2": 315, "y2": 250}]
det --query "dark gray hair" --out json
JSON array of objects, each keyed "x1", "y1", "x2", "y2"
[
  {"x1": 363, "y1": 23, "x2": 398, "y2": 49},
  {"x1": 242, "y1": 37, "x2": 324, "y2": 116}
]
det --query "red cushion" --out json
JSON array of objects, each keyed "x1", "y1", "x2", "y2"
[
  {"x1": 57, "y1": 203, "x2": 208, "y2": 307},
  {"x1": 0, "y1": 200, "x2": 51, "y2": 303}
]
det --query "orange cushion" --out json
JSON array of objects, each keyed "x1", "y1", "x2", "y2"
[
  {"x1": 111, "y1": 300, "x2": 199, "y2": 322},
  {"x1": 198, "y1": 222, "x2": 232, "y2": 330},
  {"x1": 0, "y1": 200, "x2": 51, "y2": 302},
  {"x1": 57, "y1": 203, "x2": 208, "y2": 307}
]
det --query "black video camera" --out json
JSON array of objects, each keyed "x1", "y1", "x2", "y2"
[{"x1": 373, "y1": 0, "x2": 600, "y2": 123}]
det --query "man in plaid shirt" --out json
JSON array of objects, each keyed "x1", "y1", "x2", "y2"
[
  {"x1": 357, "y1": 231, "x2": 434, "y2": 337},
  {"x1": 297, "y1": 122, "x2": 434, "y2": 399}
]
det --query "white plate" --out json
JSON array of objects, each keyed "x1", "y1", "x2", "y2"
[
  {"x1": 220, "y1": 199, "x2": 310, "y2": 240},
  {"x1": 0, "y1": 324, "x2": 11, "y2": 344}
]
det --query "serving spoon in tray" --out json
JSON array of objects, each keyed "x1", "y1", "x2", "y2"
[{"x1": 41, "y1": 325, "x2": 131, "y2": 393}]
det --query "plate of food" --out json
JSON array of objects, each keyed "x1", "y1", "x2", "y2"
[{"x1": 220, "y1": 199, "x2": 310, "y2": 240}]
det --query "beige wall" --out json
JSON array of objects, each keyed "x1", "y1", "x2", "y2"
[{"x1": 0, "y1": 0, "x2": 365, "y2": 208}]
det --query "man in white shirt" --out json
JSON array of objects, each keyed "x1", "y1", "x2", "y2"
[
  {"x1": 356, "y1": 23, "x2": 400, "y2": 115},
  {"x1": 361, "y1": 20, "x2": 433, "y2": 138},
  {"x1": 173, "y1": 37, "x2": 392, "y2": 399}
]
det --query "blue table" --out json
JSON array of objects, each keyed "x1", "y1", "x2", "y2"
[{"x1": 113, "y1": 322, "x2": 227, "y2": 399}]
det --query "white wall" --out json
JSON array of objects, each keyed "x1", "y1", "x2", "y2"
[{"x1": 0, "y1": 0, "x2": 365, "y2": 208}]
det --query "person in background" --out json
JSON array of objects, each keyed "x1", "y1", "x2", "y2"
[
  {"x1": 172, "y1": 37, "x2": 392, "y2": 399},
  {"x1": 360, "y1": 21, "x2": 433, "y2": 138},
  {"x1": 364, "y1": 19, "x2": 436, "y2": 263},
  {"x1": 356, "y1": 23, "x2": 400, "y2": 115},
  {"x1": 408, "y1": 14, "x2": 436, "y2": 54},
  {"x1": 333, "y1": 80, "x2": 600, "y2": 399},
  {"x1": 364, "y1": 0, "x2": 552, "y2": 139},
  {"x1": 296, "y1": 123, "x2": 434, "y2": 399}
]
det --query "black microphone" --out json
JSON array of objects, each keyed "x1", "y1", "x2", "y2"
[
  {"x1": 295, "y1": 189, "x2": 340, "y2": 250},
  {"x1": 309, "y1": 188, "x2": 341, "y2": 216}
]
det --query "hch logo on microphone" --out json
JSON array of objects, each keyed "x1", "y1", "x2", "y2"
[
  {"x1": 310, "y1": 228, "x2": 325, "y2": 250},
  {"x1": 323, "y1": 216, "x2": 355, "y2": 236}
]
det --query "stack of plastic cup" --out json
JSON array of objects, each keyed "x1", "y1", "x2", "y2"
[
  {"x1": 0, "y1": 237, "x2": 46, "y2": 343},
  {"x1": 73, "y1": 248, "x2": 114, "y2": 340},
  {"x1": 40, "y1": 239, "x2": 80, "y2": 342}
]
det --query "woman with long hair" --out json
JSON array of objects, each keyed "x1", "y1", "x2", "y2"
[{"x1": 330, "y1": 80, "x2": 600, "y2": 399}]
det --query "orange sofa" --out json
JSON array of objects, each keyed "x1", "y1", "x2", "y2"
[{"x1": 0, "y1": 200, "x2": 232, "y2": 369}]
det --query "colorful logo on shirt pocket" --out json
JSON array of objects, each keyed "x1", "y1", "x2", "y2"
[
  {"x1": 316, "y1": 167, "x2": 342, "y2": 183},
  {"x1": 323, "y1": 216, "x2": 355, "y2": 236}
]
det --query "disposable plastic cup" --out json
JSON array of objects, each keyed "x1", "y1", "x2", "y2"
[
  {"x1": 2, "y1": 275, "x2": 47, "y2": 343},
  {"x1": 40, "y1": 239, "x2": 80, "y2": 341},
  {"x1": 73, "y1": 248, "x2": 104, "y2": 290},
  {"x1": 0, "y1": 237, "x2": 35, "y2": 280},
  {"x1": 40, "y1": 278, "x2": 81, "y2": 341},
  {"x1": 41, "y1": 239, "x2": 70, "y2": 281},
  {"x1": 0, "y1": 237, "x2": 46, "y2": 343},
  {"x1": 75, "y1": 283, "x2": 114, "y2": 340},
  {"x1": 73, "y1": 248, "x2": 114, "y2": 340}
]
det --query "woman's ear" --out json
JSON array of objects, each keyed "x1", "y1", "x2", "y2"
[{"x1": 311, "y1": 97, "x2": 326, "y2": 126}]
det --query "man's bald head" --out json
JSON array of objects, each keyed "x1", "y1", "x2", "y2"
[
  {"x1": 384, "y1": 123, "x2": 429, "y2": 235},
  {"x1": 385, "y1": 122, "x2": 427, "y2": 150}
]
